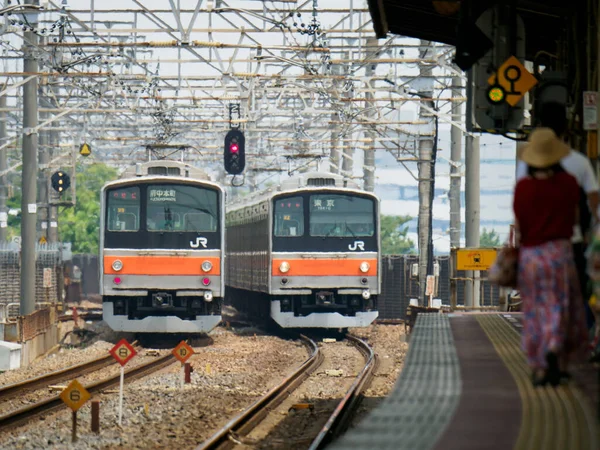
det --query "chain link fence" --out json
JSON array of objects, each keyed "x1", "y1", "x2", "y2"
[
  {"x1": 379, "y1": 253, "x2": 502, "y2": 321},
  {"x1": 0, "y1": 242, "x2": 69, "y2": 321}
]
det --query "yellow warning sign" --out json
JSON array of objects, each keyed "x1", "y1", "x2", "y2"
[
  {"x1": 60, "y1": 379, "x2": 91, "y2": 412},
  {"x1": 487, "y1": 56, "x2": 538, "y2": 107},
  {"x1": 79, "y1": 143, "x2": 91, "y2": 157},
  {"x1": 456, "y1": 248, "x2": 498, "y2": 271},
  {"x1": 172, "y1": 341, "x2": 194, "y2": 364},
  {"x1": 39, "y1": 236, "x2": 47, "y2": 244}
]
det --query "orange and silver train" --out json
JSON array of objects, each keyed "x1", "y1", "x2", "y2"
[
  {"x1": 99, "y1": 161, "x2": 225, "y2": 333},
  {"x1": 225, "y1": 172, "x2": 380, "y2": 328}
]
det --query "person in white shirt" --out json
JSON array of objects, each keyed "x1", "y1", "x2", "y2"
[{"x1": 516, "y1": 101, "x2": 599, "y2": 330}]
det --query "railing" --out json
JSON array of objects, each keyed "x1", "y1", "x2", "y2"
[{"x1": 449, "y1": 247, "x2": 503, "y2": 311}]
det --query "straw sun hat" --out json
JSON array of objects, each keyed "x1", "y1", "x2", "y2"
[{"x1": 520, "y1": 127, "x2": 570, "y2": 168}]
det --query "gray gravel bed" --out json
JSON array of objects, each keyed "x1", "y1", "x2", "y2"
[
  {"x1": 0, "y1": 329, "x2": 308, "y2": 450},
  {"x1": 0, "y1": 351, "x2": 168, "y2": 418},
  {"x1": 239, "y1": 339, "x2": 365, "y2": 450},
  {"x1": 0, "y1": 341, "x2": 116, "y2": 388}
]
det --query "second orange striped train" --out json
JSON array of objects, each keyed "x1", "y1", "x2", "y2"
[{"x1": 100, "y1": 161, "x2": 380, "y2": 333}]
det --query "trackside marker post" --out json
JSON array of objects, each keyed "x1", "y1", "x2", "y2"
[
  {"x1": 109, "y1": 339, "x2": 138, "y2": 426},
  {"x1": 60, "y1": 380, "x2": 91, "y2": 443},
  {"x1": 172, "y1": 341, "x2": 194, "y2": 389}
]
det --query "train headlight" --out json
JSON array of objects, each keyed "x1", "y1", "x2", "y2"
[
  {"x1": 359, "y1": 262, "x2": 370, "y2": 273},
  {"x1": 112, "y1": 260, "x2": 123, "y2": 272},
  {"x1": 362, "y1": 289, "x2": 371, "y2": 300},
  {"x1": 279, "y1": 261, "x2": 290, "y2": 273},
  {"x1": 204, "y1": 291, "x2": 213, "y2": 302},
  {"x1": 201, "y1": 260, "x2": 213, "y2": 272}
]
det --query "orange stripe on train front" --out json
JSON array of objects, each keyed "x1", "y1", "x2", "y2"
[
  {"x1": 104, "y1": 256, "x2": 221, "y2": 276},
  {"x1": 271, "y1": 259, "x2": 377, "y2": 277}
]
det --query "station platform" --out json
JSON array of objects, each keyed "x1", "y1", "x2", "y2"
[{"x1": 330, "y1": 312, "x2": 600, "y2": 450}]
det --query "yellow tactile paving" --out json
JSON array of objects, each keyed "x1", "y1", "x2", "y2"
[{"x1": 477, "y1": 314, "x2": 599, "y2": 450}]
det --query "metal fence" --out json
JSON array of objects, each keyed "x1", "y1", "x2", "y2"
[
  {"x1": 0, "y1": 242, "x2": 66, "y2": 320},
  {"x1": 378, "y1": 253, "x2": 501, "y2": 321}
]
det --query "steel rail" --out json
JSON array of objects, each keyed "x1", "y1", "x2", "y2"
[
  {"x1": 308, "y1": 335, "x2": 377, "y2": 450},
  {"x1": 196, "y1": 335, "x2": 322, "y2": 450},
  {"x1": 0, "y1": 351, "x2": 174, "y2": 432},
  {"x1": 0, "y1": 341, "x2": 140, "y2": 402}
]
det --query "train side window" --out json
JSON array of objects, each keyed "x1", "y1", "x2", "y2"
[
  {"x1": 106, "y1": 187, "x2": 140, "y2": 231},
  {"x1": 274, "y1": 196, "x2": 304, "y2": 237}
]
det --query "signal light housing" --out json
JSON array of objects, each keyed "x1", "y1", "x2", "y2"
[
  {"x1": 224, "y1": 129, "x2": 245, "y2": 175},
  {"x1": 51, "y1": 170, "x2": 71, "y2": 193}
]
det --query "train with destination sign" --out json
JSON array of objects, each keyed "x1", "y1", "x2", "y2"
[
  {"x1": 99, "y1": 161, "x2": 225, "y2": 333},
  {"x1": 225, "y1": 172, "x2": 380, "y2": 328}
]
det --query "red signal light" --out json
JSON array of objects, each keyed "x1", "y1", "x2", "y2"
[{"x1": 229, "y1": 143, "x2": 239, "y2": 153}]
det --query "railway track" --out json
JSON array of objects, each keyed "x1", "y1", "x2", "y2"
[
  {"x1": 0, "y1": 342, "x2": 140, "y2": 403},
  {"x1": 197, "y1": 334, "x2": 376, "y2": 450},
  {"x1": 308, "y1": 335, "x2": 377, "y2": 450},
  {"x1": 0, "y1": 351, "x2": 175, "y2": 432}
]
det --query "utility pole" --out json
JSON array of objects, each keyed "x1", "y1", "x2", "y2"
[
  {"x1": 464, "y1": 133, "x2": 481, "y2": 308},
  {"x1": 0, "y1": 94, "x2": 8, "y2": 242},
  {"x1": 341, "y1": 50, "x2": 353, "y2": 179},
  {"x1": 449, "y1": 76, "x2": 463, "y2": 249},
  {"x1": 417, "y1": 41, "x2": 436, "y2": 304},
  {"x1": 38, "y1": 61, "x2": 48, "y2": 242},
  {"x1": 363, "y1": 37, "x2": 377, "y2": 192},
  {"x1": 329, "y1": 116, "x2": 340, "y2": 174},
  {"x1": 48, "y1": 82, "x2": 59, "y2": 243},
  {"x1": 20, "y1": 0, "x2": 39, "y2": 316}
]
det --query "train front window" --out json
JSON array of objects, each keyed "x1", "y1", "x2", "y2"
[
  {"x1": 274, "y1": 196, "x2": 304, "y2": 237},
  {"x1": 146, "y1": 185, "x2": 218, "y2": 232},
  {"x1": 107, "y1": 187, "x2": 141, "y2": 231},
  {"x1": 309, "y1": 194, "x2": 374, "y2": 237}
]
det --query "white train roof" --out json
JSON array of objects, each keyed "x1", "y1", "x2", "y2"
[
  {"x1": 120, "y1": 161, "x2": 211, "y2": 181},
  {"x1": 228, "y1": 171, "x2": 371, "y2": 211}
]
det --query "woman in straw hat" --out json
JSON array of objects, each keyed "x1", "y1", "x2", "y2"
[{"x1": 514, "y1": 127, "x2": 588, "y2": 386}]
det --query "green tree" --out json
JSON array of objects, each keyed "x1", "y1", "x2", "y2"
[
  {"x1": 480, "y1": 227, "x2": 501, "y2": 248},
  {"x1": 59, "y1": 163, "x2": 118, "y2": 254},
  {"x1": 380, "y1": 215, "x2": 416, "y2": 255}
]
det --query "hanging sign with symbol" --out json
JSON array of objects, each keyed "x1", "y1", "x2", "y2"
[
  {"x1": 172, "y1": 341, "x2": 194, "y2": 364},
  {"x1": 487, "y1": 56, "x2": 538, "y2": 107},
  {"x1": 60, "y1": 379, "x2": 91, "y2": 412},
  {"x1": 456, "y1": 248, "x2": 498, "y2": 271},
  {"x1": 79, "y1": 143, "x2": 91, "y2": 157},
  {"x1": 109, "y1": 339, "x2": 137, "y2": 366}
]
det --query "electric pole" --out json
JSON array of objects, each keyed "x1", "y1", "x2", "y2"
[
  {"x1": 417, "y1": 41, "x2": 436, "y2": 305},
  {"x1": 363, "y1": 37, "x2": 377, "y2": 192},
  {"x1": 20, "y1": 0, "x2": 39, "y2": 316},
  {"x1": 0, "y1": 94, "x2": 8, "y2": 242},
  {"x1": 449, "y1": 76, "x2": 463, "y2": 248},
  {"x1": 464, "y1": 131, "x2": 481, "y2": 308}
]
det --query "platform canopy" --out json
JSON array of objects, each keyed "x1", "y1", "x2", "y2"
[{"x1": 365, "y1": 0, "x2": 576, "y2": 61}]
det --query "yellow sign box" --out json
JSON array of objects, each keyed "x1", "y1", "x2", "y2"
[
  {"x1": 60, "y1": 379, "x2": 91, "y2": 412},
  {"x1": 487, "y1": 56, "x2": 538, "y2": 107},
  {"x1": 456, "y1": 248, "x2": 498, "y2": 271}
]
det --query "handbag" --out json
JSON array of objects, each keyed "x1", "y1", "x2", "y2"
[{"x1": 488, "y1": 245, "x2": 519, "y2": 289}]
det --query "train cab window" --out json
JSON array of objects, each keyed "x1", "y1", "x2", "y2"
[
  {"x1": 146, "y1": 185, "x2": 218, "y2": 232},
  {"x1": 274, "y1": 196, "x2": 304, "y2": 237},
  {"x1": 309, "y1": 194, "x2": 374, "y2": 237},
  {"x1": 106, "y1": 187, "x2": 140, "y2": 231}
]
